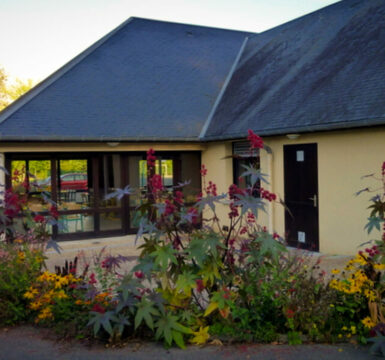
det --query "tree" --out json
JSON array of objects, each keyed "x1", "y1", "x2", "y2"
[{"x1": 0, "y1": 66, "x2": 35, "y2": 111}]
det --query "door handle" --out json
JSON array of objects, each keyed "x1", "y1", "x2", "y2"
[{"x1": 308, "y1": 195, "x2": 317, "y2": 207}]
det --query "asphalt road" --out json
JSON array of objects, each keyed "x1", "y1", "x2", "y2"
[{"x1": 0, "y1": 326, "x2": 377, "y2": 360}]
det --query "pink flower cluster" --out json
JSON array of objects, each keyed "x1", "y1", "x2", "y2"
[
  {"x1": 150, "y1": 174, "x2": 163, "y2": 193},
  {"x1": 260, "y1": 187, "x2": 277, "y2": 202},
  {"x1": 200, "y1": 164, "x2": 207, "y2": 176},
  {"x1": 359, "y1": 245, "x2": 380, "y2": 258},
  {"x1": 206, "y1": 181, "x2": 217, "y2": 196}
]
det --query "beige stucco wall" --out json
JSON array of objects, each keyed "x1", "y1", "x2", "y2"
[
  {"x1": 201, "y1": 142, "x2": 233, "y2": 229},
  {"x1": 202, "y1": 127, "x2": 385, "y2": 255}
]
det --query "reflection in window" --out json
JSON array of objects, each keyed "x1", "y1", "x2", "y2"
[
  {"x1": 180, "y1": 153, "x2": 201, "y2": 203},
  {"x1": 58, "y1": 213, "x2": 94, "y2": 234},
  {"x1": 58, "y1": 159, "x2": 90, "y2": 209},
  {"x1": 233, "y1": 142, "x2": 260, "y2": 191},
  {"x1": 11, "y1": 160, "x2": 27, "y2": 193},
  {"x1": 99, "y1": 155, "x2": 121, "y2": 208},
  {"x1": 100, "y1": 211, "x2": 122, "y2": 231}
]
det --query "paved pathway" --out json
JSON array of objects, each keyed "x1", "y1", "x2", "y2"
[{"x1": 0, "y1": 326, "x2": 377, "y2": 360}]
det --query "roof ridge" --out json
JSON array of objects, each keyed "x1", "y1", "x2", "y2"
[
  {"x1": 128, "y1": 16, "x2": 256, "y2": 35},
  {"x1": 0, "y1": 17, "x2": 136, "y2": 126},
  {"x1": 199, "y1": 36, "x2": 249, "y2": 139}
]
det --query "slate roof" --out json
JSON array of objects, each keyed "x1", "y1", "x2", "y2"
[
  {"x1": 1, "y1": 0, "x2": 385, "y2": 142},
  {"x1": 0, "y1": 18, "x2": 250, "y2": 141},
  {"x1": 204, "y1": 0, "x2": 385, "y2": 140}
]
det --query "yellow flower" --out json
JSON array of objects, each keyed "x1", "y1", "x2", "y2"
[
  {"x1": 331, "y1": 269, "x2": 340, "y2": 275},
  {"x1": 30, "y1": 300, "x2": 43, "y2": 310},
  {"x1": 362, "y1": 317, "x2": 376, "y2": 329},
  {"x1": 55, "y1": 290, "x2": 68, "y2": 300},
  {"x1": 24, "y1": 287, "x2": 38, "y2": 299},
  {"x1": 190, "y1": 326, "x2": 210, "y2": 345},
  {"x1": 338, "y1": 334, "x2": 343, "y2": 338},
  {"x1": 350, "y1": 325, "x2": 356, "y2": 334},
  {"x1": 374, "y1": 264, "x2": 385, "y2": 271},
  {"x1": 75, "y1": 299, "x2": 83, "y2": 305},
  {"x1": 342, "y1": 326, "x2": 347, "y2": 331},
  {"x1": 37, "y1": 306, "x2": 53, "y2": 321}
]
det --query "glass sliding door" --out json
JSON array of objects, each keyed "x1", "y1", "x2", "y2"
[{"x1": 6, "y1": 151, "x2": 201, "y2": 240}]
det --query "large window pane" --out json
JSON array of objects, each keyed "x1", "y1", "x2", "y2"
[
  {"x1": 99, "y1": 155, "x2": 122, "y2": 208},
  {"x1": 58, "y1": 213, "x2": 94, "y2": 234},
  {"x1": 180, "y1": 153, "x2": 201, "y2": 203},
  {"x1": 58, "y1": 159, "x2": 91, "y2": 209},
  {"x1": 100, "y1": 211, "x2": 122, "y2": 231},
  {"x1": 11, "y1": 160, "x2": 27, "y2": 193}
]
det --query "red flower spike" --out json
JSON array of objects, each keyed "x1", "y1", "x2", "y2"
[
  {"x1": 146, "y1": 148, "x2": 156, "y2": 168},
  {"x1": 200, "y1": 164, "x2": 208, "y2": 176},
  {"x1": 247, "y1": 129, "x2": 264, "y2": 150}
]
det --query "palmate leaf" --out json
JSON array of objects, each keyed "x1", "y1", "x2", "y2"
[
  {"x1": 234, "y1": 194, "x2": 266, "y2": 218},
  {"x1": 135, "y1": 298, "x2": 160, "y2": 330},
  {"x1": 196, "y1": 193, "x2": 227, "y2": 212},
  {"x1": 198, "y1": 261, "x2": 222, "y2": 286},
  {"x1": 104, "y1": 185, "x2": 134, "y2": 201},
  {"x1": 154, "y1": 313, "x2": 192, "y2": 348},
  {"x1": 175, "y1": 271, "x2": 197, "y2": 296},
  {"x1": 368, "y1": 200, "x2": 385, "y2": 219},
  {"x1": 187, "y1": 232, "x2": 225, "y2": 265},
  {"x1": 113, "y1": 314, "x2": 131, "y2": 336},
  {"x1": 150, "y1": 244, "x2": 178, "y2": 271},
  {"x1": 87, "y1": 311, "x2": 118, "y2": 336},
  {"x1": 256, "y1": 232, "x2": 287, "y2": 260},
  {"x1": 240, "y1": 164, "x2": 269, "y2": 186},
  {"x1": 187, "y1": 236, "x2": 208, "y2": 266},
  {"x1": 364, "y1": 216, "x2": 384, "y2": 234},
  {"x1": 46, "y1": 238, "x2": 62, "y2": 254},
  {"x1": 204, "y1": 231, "x2": 226, "y2": 258}
]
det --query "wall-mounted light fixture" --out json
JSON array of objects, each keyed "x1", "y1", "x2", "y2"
[{"x1": 286, "y1": 134, "x2": 300, "y2": 140}]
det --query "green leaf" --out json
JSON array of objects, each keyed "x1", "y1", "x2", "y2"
[
  {"x1": 155, "y1": 313, "x2": 192, "y2": 347},
  {"x1": 135, "y1": 299, "x2": 160, "y2": 330},
  {"x1": 87, "y1": 311, "x2": 118, "y2": 336},
  {"x1": 150, "y1": 244, "x2": 178, "y2": 271},
  {"x1": 364, "y1": 216, "x2": 384, "y2": 234},
  {"x1": 172, "y1": 330, "x2": 185, "y2": 349},
  {"x1": 175, "y1": 271, "x2": 197, "y2": 296}
]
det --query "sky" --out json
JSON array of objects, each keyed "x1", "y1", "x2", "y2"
[{"x1": 0, "y1": 0, "x2": 339, "y2": 82}]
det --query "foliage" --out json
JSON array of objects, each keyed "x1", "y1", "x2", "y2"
[
  {"x1": 0, "y1": 66, "x2": 35, "y2": 111},
  {"x1": 0, "y1": 241, "x2": 45, "y2": 325}
]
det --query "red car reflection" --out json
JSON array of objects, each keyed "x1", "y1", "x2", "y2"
[{"x1": 38, "y1": 173, "x2": 88, "y2": 191}]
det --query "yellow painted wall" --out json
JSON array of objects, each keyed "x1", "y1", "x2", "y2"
[
  {"x1": 201, "y1": 142, "x2": 233, "y2": 229},
  {"x1": 202, "y1": 127, "x2": 385, "y2": 255}
]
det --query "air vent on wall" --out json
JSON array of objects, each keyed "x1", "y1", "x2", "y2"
[{"x1": 233, "y1": 141, "x2": 258, "y2": 157}]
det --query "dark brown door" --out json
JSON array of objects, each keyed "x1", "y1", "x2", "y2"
[{"x1": 284, "y1": 143, "x2": 319, "y2": 251}]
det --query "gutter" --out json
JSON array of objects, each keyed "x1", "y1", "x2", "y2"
[{"x1": 201, "y1": 117, "x2": 385, "y2": 141}]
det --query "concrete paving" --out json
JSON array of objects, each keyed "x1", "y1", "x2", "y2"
[
  {"x1": 0, "y1": 326, "x2": 377, "y2": 360},
  {"x1": 45, "y1": 235, "x2": 354, "y2": 276}
]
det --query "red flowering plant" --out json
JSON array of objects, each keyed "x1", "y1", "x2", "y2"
[
  {"x1": 0, "y1": 166, "x2": 66, "y2": 326},
  {"x1": 87, "y1": 130, "x2": 309, "y2": 347}
]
